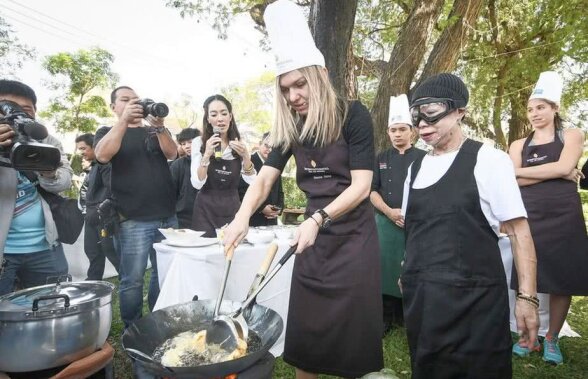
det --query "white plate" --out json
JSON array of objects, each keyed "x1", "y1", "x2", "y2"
[{"x1": 161, "y1": 238, "x2": 218, "y2": 248}]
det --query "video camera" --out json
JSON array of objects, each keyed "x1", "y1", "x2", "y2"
[
  {"x1": 138, "y1": 99, "x2": 169, "y2": 118},
  {"x1": 0, "y1": 100, "x2": 61, "y2": 171}
]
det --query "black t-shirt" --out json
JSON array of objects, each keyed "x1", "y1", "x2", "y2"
[
  {"x1": 371, "y1": 146, "x2": 426, "y2": 209},
  {"x1": 95, "y1": 126, "x2": 176, "y2": 221},
  {"x1": 85, "y1": 161, "x2": 112, "y2": 207},
  {"x1": 170, "y1": 156, "x2": 198, "y2": 225},
  {"x1": 265, "y1": 101, "x2": 375, "y2": 171}
]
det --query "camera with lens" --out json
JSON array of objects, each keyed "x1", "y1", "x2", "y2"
[
  {"x1": 0, "y1": 100, "x2": 61, "y2": 171},
  {"x1": 138, "y1": 98, "x2": 169, "y2": 118}
]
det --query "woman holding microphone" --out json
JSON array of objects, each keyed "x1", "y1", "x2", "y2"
[{"x1": 190, "y1": 94, "x2": 255, "y2": 237}]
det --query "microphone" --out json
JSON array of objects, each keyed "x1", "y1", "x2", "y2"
[{"x1": 213, "y1": 126, "x2": 222, "y2": 160}]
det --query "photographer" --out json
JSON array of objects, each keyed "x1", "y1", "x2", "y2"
[
  {"x1": 94, "y1": 86, "x2": 177, "y2": 329},
  {"x1": 0, "y1": 80, "x2": 72, "y2": 295},
  {"x1": 75, "y1": 133, "x2": 120, "y2": 280}
]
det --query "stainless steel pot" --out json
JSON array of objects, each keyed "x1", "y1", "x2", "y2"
[{"x1": 0, "y1": 280, "x2": 115, "y2": 372}]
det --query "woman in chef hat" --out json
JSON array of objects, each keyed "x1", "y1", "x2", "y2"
[
  {"x1": 509, "y1": 71, "x2": 588, "y2": 365},
  {"x1": 223, "y1": 0, "x2": 384, "y2": 378}
]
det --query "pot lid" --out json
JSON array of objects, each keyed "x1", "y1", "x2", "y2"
[{"x1": 0, "y1": 280, "x2": 115, "y2": 320}]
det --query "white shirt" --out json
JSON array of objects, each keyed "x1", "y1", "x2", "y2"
[
  {"x1": 190, "y1": 137, "x2": 256, "y2": 190},
  {"x1": 401, "y1": 143, "x2": 527, "y2": 236}
]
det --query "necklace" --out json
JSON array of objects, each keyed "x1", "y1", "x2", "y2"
[{"x1": 429, "y1": 137, "x2": 466, "y2": 156}]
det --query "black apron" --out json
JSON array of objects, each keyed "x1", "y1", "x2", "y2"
[
  {"x1": 192, "y1": 157, "x2": 242, "y2": 238},
  {"x1": 513, "y1": 132, "x2": 588, "y2": 295},
  {"x1": 283, "y1": 137, "x2": 384, "y2": 378},
  {"x1": 402, "y1": 139, "x2": 512, "y2": 379}
]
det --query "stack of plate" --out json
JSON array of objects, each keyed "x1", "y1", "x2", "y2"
[{"x1": 158, "y1": 228, "x2": 217, "y2": 247}]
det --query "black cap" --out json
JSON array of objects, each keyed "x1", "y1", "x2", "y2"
[{"x1": 411, "y1": 73, "x2": 469, "y2": 108}]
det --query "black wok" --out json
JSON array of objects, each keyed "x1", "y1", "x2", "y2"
[{"x1": 122, "y1": 299, "x2": 283, "y2": 378}]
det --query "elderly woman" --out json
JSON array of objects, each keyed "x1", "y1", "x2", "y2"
[
  {"x1": 222, "y1": 1, "x2": 383, "y2": 378},
  {"x1": 509, "y1": 71, "x2": 588, "y2": 365},
  {"x1": 401, "y1": 73, "x2": 539, "y2": 378}
]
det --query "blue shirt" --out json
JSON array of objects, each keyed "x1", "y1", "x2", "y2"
[{"x1": 5, "y1": 172, "x2": 50, "y2": 254}]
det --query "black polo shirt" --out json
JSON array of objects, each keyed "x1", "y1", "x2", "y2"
[{"x1": 371, "y1": 146, "x2": 426, "y2": 209}]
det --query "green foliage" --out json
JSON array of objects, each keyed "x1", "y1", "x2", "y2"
[
  {"x1": 40, "y1": 47, "x2": 118, "y2": 133},
  {"x1": 0, "y1": 15, "x2": 35, "y2": 76},
  {"x1": 282, "y1": 176, "x2": 306, "y2": 209},
  {"x1": 170, "y1": 93, "x2": 201, "y2": 129},
  {"x1": 461, "y1": 0, "x2": 588, "y2": 145},
  {"x1": 221, "y1": 71, "x2": 275, "y2": 136}
]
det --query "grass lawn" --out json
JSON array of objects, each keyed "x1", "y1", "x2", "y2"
[{"x1": 106, "y1": 272, "x2": 587, "y2": 379}]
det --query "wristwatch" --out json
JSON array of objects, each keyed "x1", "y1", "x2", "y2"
[
  {"x1": 314, "y1": 208, "x2": 332, "y2": 229},
  {"x1": 154, "y1": 125, "x2": 166, "y2": 134}
]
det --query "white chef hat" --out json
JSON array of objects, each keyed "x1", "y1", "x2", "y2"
[
  {"x1": 529, "y1": 71, "x2": 563, "y2": 105},
  {"x1": 388, "y1": 94, "x2": 412, "y2": 127},
  {"x1": 263, "y1": 0, "x2": 325, "y2": 76}
]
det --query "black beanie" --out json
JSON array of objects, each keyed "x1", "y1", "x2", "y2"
[{"x1": 411, "y1": 73, "x2": 469, "y2": 108}]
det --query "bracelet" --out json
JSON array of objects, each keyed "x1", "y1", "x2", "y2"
[
  {"x1": 308, "y1": 215, "x2": 320, "y2": 227},
  {"x1": 516, "y1": 292, "x2": 539, "y2": 308},
  {"x1": 516, "y1": 297, "x2": 540, "y2": 309}
]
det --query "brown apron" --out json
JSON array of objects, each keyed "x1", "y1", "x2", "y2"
[
  {"x1": 192, "y1": 157, "x2": 242, "y2": 238},
  {"x1": 282, "y1": 137, "x2": 384, "y2": 378},
  {"x1": 513, "y1": 132, "x2": 588, "y2": 295}
]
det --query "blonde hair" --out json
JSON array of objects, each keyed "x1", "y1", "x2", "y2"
[{"x1": 271, "y1": 66, "x2": 347, "y2": 152}]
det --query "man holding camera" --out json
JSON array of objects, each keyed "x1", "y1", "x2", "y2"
[
  {"x1": 94, "y1": 86, "x2": 177, "y2": 328},
  {"x1": 0, "y1": 80, "x2": 72, "y2": 295},
  {"x1": 75, "y1": 133, "x2": 120, "y2": 280}
]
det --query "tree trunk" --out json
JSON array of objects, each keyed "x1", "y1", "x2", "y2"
[
  {"x1": 492, "y1": 63, "x2": 508, "y2": 150},
  {"x1": 507, "y1": 90, "x2": 532, "y2": 146},
  {"x1": 346, "y1": 43, "x2": 358, "y2": 99},
  {"x1": 419, "y1": 0, "x2": 485, "y2": 80},
  {"x1": 310, "y1": 0, "x2": 358, "y2": 99},
  {"x1": 370, "y1": 0, "x2": 445, "y2": 152}
]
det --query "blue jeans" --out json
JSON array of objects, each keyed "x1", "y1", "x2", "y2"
[
  {"x1": 0, "y1": 244, "x2": 69, "y2": 295},
  {"x1": 115, "y1": 215, "x2": 177, "y2": 328}
]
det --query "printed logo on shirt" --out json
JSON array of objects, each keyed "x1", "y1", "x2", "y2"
[
  {"x1": 379, "y1": 162, "x2": 387, "y2": 170},
  {"x1": 13, "y1": 172, "x2": 40, "y2": 217}
]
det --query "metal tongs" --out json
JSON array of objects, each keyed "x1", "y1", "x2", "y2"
[{"x1": 206, "y1": 243, "x2": 297, "y2": 351}]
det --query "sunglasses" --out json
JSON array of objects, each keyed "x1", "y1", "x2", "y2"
[{"x1": 410, "y1": 98, "x2": 456, "y2": 128}]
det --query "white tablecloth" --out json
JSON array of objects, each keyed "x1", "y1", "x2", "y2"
[
  {"x1": 62, "y1": 225, "x2": 119, "y2": 281},
  {"x1": 499, "y1": 236, "x2": 579, "y2": 338},
  {"x1": 153, "y1": 240, "x2": 295, "y2": 356}
]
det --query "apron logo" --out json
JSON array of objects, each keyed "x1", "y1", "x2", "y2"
[
  {"x1": 223, "y1": 165, "x2": 226, "y2": 170},
  {"x1": 533, "y1": 153, "x2": 538, "y2": 158},
  {"x1": 310, "y1": 160, "x2": 317, "y2": 168},
  {"x1": 379, "y1": 162, "x2": 387, "y2": 170}
]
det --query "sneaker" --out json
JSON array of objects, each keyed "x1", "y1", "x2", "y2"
[
  {"x1": 512, "y1": 339, "x2": 541, "y2": 357},
  {"x1": 543, "y1": 335, "x2": 563, "y2": 365}
]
